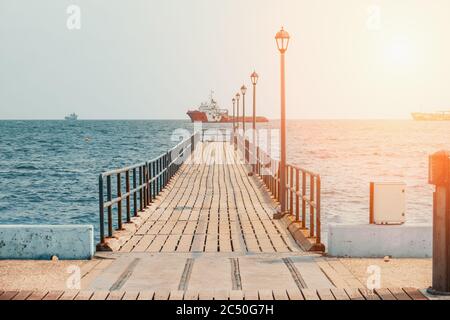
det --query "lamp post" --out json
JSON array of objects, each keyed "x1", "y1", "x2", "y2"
[
  {"x1": 241, "y1": 85, "x2": 247, "y2": 133},
  {"x1": 232, "y1": 97, "x2": 236, "y2": 141},
  {"x1": 251, "y1": 71, "x2": 259, "y2": 173},
  {"x1": 274, "y1": 27, "x2": 290, "y2": 219},
  {"x1": 235, "y1": 93, "x2": 240, "y2": 149}
]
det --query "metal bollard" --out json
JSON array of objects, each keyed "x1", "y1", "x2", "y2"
[{"x1": 428, "y1": 150, "x2": 450, "y2": 295}]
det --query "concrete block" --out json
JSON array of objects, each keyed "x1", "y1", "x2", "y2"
[
  {"x1": 328, "y1": 224, "x2": 432, "y2": 258},
  {"x1": 0, "y1": 225, "x2": 94, "y2": 260}
]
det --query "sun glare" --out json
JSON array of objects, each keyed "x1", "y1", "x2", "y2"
[{"x1": 384, "y1": 37, "x2": 414, "y2": 67}]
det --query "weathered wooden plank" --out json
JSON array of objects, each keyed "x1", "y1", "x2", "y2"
[
  {"x1": 137, "y1": 291, "x2": 155, "y2": 300},
  {"x1": 229, "y1": 290, "x2": 244, "y2": 300},
  {"x1": 59, "y1": 290, "x2": 79, "y2": 300},
  {"x1": 244, "y1": 290, "x2": 259, "y2": 301},
  {"x1": 258, "y1": 290, "x2": 274, "y2": 300},
  {"x1": 403, "y1": 287, "x2": 428, "y2": 300},
  {"x1": 42, "y1": 290, "x2": 64, "y2": 301},
  {"x1": 388, "y1": 288, "x2": 412, "y2": 300},
  {"x1": 375, "y1": 288, "x2": 396, "y2": 300},
  {"x1": 107, "y1": 291, "x2": 125, "y2": 300},
  {"x1": 359, "y1": 289, "x2": 380, "y2": 300},
  {"x1": 90, "y1": 291, "x2": 110, "y2": 300},
  {"x1": 272, "y1": 289, "x2": 289, "y2": 300},
  {"x1": 301, "y1": 289, "x2": 320, "y2": 300},
  {"x1": 169, "y1": 291, "x2": 185, "y2": 300},
  {"x1": 330, "y1": 288, "x2": 350, "y2": 300},
  {"x1": 317, "y1": 288, "x2": 335, "y2": 300},
  {"x1": 12, "y1": 291, "x2": 33, "y2": 300},
  {"x1": 74, "y1": 291, "x2": 93, "y2": 301},
  {"x1": 286, "y1": 288, "x2": 304, "y2": 300},
  {"x1": 122, "y1": 291, "x2": 140, "y2": 300},
  {"x1": 0, "y1": 291, "x2": 19, "y2": 300},
  {"x1": 154, "y1": 290, "x2": 171, "y2": 300},
  {"x1": 183, "y1": 291, "x2": 199, "y2": 300},
  {"x1": 344, "y1": 288, "x2": 365, "y2": 300}
]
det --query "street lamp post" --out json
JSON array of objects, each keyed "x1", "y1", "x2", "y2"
[
  {"x1": 274, "y1": 27, "x2": 290, "y2": 219},
  {"x1": 251, "y1": 71, "x2": 259, "y2": 173},
  {"x1": 235, "y1": 93, "x2": 240, "y2": 150},
  {"x1": 232, "y1": 97, "x2": 236, "y2": 146},
  {"x1": 241, "y1": 85, "x2": 247, "y2": 133}
]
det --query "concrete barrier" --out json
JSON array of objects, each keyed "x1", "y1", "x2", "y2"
[
  {"x1": 0, "y1": 225, "x2": 94, "y2": 260},
  {"x1": 328, "y1": 224, "x2": 432, "y2": 258}
]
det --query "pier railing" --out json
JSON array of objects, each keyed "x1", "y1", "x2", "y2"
[
  {"x1": 236, "y1": 133, "x2": 323, "y2": 249},
  {"x1": 97, "y1": 132, "x2": 200, "y2": 249}
]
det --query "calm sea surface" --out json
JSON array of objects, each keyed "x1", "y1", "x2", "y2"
[{"x1": 1, "y1": 120, "x2": 449, "y2": 243}]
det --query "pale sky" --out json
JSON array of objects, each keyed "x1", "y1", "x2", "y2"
[{"x1": 1, "y1": 0, "x2": 449, "y2": 119}]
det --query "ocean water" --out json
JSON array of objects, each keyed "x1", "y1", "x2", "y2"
[{"x1": 0, "y1": 120, "x2": 449, "y2": 243}]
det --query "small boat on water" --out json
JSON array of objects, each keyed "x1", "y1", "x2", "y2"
[
  {"x1": 411, "y1": 111, "x2": 450, "y2": 121},
  {"x1": 65, "y1": 113, "x2": 78, "y2": 121},
  {"x1": 187, "y1": 92, "x2": 268, "y2": 123}
]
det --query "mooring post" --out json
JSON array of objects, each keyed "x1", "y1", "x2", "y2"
[{"x1": 428, "y1": 150, "x2": 450, "y2": 295}]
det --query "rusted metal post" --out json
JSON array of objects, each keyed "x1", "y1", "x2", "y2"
[
  {"x1": 117, "y1": 173, "x2": 122, "y2": 230},
  {"x1": 428, "y1": 151, "x2": 450, "y2": 295},
  {"x1": 133, "y1": 168, "x2": 137, "y2": 216},
  {"x1": 139, "y1": 166, "x2": 143, "y2": 211},
  {"x1": 125, "y1": 171, "x2": 130, "y2": 222},
  {"x1": 302, "y1": 171, "x2": 306, "y2": 228},
  {"x1": 295, "y1": 169, "x2": 300, "y2": 221},
  {"x1": 290, "y1": 166, "x2": 294, "y2": 215},
  {"x1": 98, "y1": 175, "x2": 105, "y2": 244},
  {"x1": 310, "y1": 175, "x2": 315, "y2": 238},
  {"x1": 316, "y1": 176, "x2": 321, "y2": 244},
  {"x1": 106, "y1": 175, "x2": 112, "y2": 237}
]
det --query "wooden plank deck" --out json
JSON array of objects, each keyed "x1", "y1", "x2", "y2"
[
  {"x1": 0, "y1": 288, "x2": 428, "y2": 300},
  {"x1": 1, "y1": 142, "x2": 430, "y2": 300},
  {"x1": 117, "y1": 142, "x2": 298, "y2": 254}
]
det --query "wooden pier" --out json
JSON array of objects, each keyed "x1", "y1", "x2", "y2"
[{"x1": 0, "y1": 134, "x2": 429, "y2": 300}]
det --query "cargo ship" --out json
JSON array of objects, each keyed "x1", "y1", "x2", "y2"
[
  {"x1": 187, "y1": 93, "x2": 269, "y2": 123},
  {"x1": 411, "y1": 111, "x2": 450, "y2": 121}
]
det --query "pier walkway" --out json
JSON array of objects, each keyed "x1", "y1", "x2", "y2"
[
  {"x1": 90, "y1": 141, "x2": 334, "y2": 294},
  {"x1": 0, "y1": 138, "x2": 430, "y2": 300}
]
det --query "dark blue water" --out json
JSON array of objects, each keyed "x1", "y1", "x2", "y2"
[{"x1": 0, "y1": 120, "x2": 194, "y2": 237}]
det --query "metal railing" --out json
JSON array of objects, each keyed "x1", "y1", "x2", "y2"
[
  {"x1": 97, "y1": 132, "x2": 200, "y2": 248},
  {"x1": 236, "y1": 133, "x2": 322, "y2": 246}
]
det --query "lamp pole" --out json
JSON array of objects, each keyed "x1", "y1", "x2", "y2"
[
  {"x1": 232, "y1": 97, "x2": 236, "y2": 143},
  {"x1": 241, "y1": 85, "x2": 247, "y2": 134},
  {"x1": 235, "y1": 93, "x2": 240, "y2": 149},
  {"x1": 251, "y1": 71, "x2": 259, "y2": 173},
  {"x1": 274, "y1": 27, "x2": 290, "y2": 218}
]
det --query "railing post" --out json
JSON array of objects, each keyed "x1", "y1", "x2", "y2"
[
  {"x1": 148, "y1": 162, "x2": 152, "y2": 203},
  {"x1": 302, "y1": 171, "x2": 306, "y2": 229},
  {"x1": 125, "y1": 171, "x2": 131, "y2": 222},
  {"x1": 290, "y1": 166, "x2": 294, "y2": 215},
  {"x1": 117, "y1": 172, "x2": 123, "y2": 230},
  {"x1": 295, "y1": 169, "x2": 300, "y2": 221},
  {"x1": 152, "y1": 161, "x2": 156, "y2": 199},
  {"x1": 143, "y1": 165, "x2": 147, "y2": 208},
  {"x1": 310, "y1": 175, "x2": 315, "y2": 238},
  {"x1": 98, "y1": 175, "x2": 105, "y2": 244},
  {"x1": 106, "y1": 175, "x2": 113, "y2": 237},
  {"x1": 139, "y1": 166, "x2": 143, "y2": 211},
  {"x1": 133, "y1": 168, "x2": 137, "y2": 216},
  {"x1": 316, "y1": 176, "x2": 321, "y2": 244}
]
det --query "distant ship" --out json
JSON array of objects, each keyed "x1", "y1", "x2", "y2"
[
  {"x1": 187, "y1": 93, "x2": 268, "y2": 123},
  {"x1": 411, "y1": 111, "x2": 450, "y2": 121},
  {"x1": 65, "y1": 113, "x2": 78, "y2": 121}
]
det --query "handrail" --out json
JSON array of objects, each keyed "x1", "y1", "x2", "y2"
[
  {"x1": 97, "y1": 132, "x2": 200, "y2": 248},
  {"x1": 236, "y1": 133, "x2": 322, "y2": 245}
]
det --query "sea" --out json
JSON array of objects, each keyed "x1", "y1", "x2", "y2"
[{"x1": 1, "y1": 120, "x2": 449, "y2": 243}]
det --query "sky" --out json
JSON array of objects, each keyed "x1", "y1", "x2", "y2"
[{"x1": 1, "y1": 0, "x2": 449, "y2": 119}]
